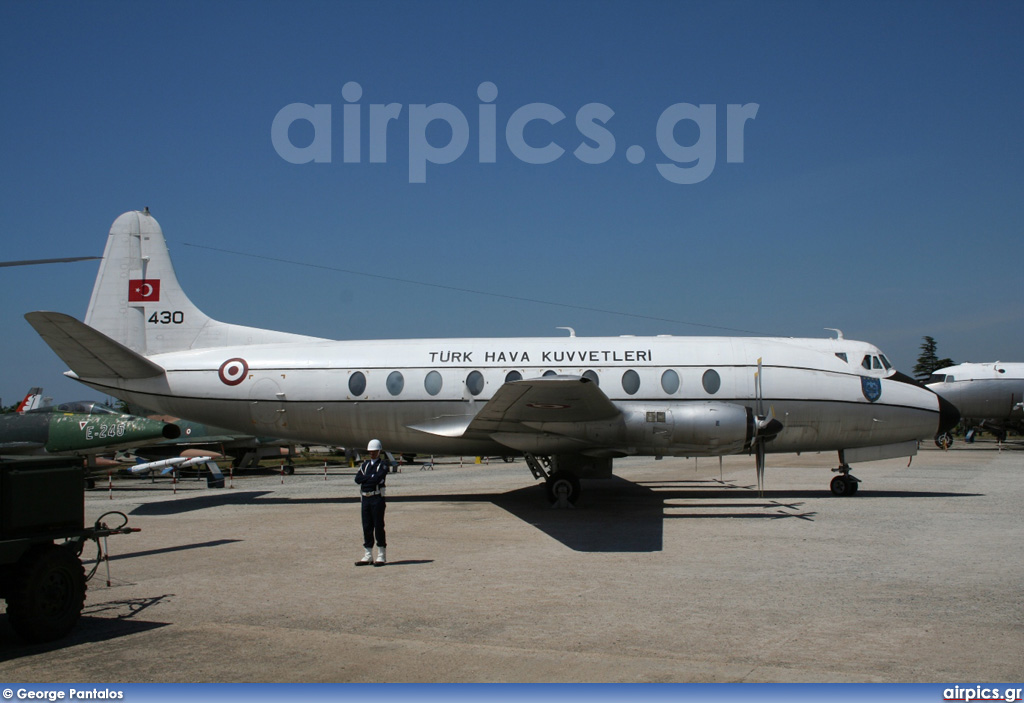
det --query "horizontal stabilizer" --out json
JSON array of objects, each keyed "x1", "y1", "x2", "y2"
[{"x1": 25, "y1": 311, "x2": 165, "y2": 380}]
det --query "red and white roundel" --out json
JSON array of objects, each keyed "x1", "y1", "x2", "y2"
[{"x1": 218, "y1": 358, "x2": 249, "y2": 386}]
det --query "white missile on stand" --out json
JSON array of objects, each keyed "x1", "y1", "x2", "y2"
[{"x1": 130, "y1": 455, "x2": 225, "y2": 487}]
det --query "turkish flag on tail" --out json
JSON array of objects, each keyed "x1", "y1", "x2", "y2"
[{"x1": 129, "y1": 279, "x2": 160, "y2": 302}]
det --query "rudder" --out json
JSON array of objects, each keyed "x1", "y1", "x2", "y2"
[
  {"x1": 85, "y1": 209, "x2": 212, "y2": 354},
  {"x1": 84, "y1": 209, "x2": 324, "y2": 354}
]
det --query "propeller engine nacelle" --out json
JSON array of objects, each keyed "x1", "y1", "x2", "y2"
[
  {"x1": 503, "y1": 401, "x2": 778, "y2": 457},
  {"x1": 620, "y1": 401, "x2": 754, "y2": 455}
]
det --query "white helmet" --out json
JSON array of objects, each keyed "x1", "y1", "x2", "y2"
[{"x1": 367, "y1": 439, "x2": 382, "y2": 451}]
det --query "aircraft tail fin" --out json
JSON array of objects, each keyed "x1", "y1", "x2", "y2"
[
  {"x1": 84, "y1": 209, "x2": 324, "y2": 355},
  {"x1": 25, "y1": 311, "x2": 165, "y2": 380},
  {"x1": 14, "y1": 387, "x2": 45, "y2": 414}
]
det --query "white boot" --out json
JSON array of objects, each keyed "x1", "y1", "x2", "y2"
[
  {"x1": 357, "y1": 547, "x2": 373, "y2": 565},
  {"x1": 374, "y1": 546, "x2": 387, "y2": 566}
]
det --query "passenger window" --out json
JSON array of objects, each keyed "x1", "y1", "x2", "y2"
[
  {"x1": 582, "y1": 370, "x2": 600, "y2": 385},
  {"x1": 505, "y1": 370, "x2": 522, "y2": 383},
  {"x1": 348, "y1": 371, "x2": 366, "y2": 396},
  {"x1": 424, "y1": 370, "x2": 443, "y2": 396},
  {"x1": 661, "y1": 369, "x2": 680, "y2": 394},
  {"x1": 466, "y1": 370, "x2": 485, "y2": 396},
  {"x1": 543, "y1": 370, "x2": 557, "y2": 377},
  {"x1": 702, "y1": 369, "x2": 721, "y2": 394},
  {"x1": 386, "y1": 371, "x2": 404, "y2": 396},
  {"x1": 621, "y1": 369, "x2": 640, "y2": 395}
]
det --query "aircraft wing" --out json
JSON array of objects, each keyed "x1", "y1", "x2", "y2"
[
  {"x1": 0, "y1": 442, "x2": 46, "y2": 454},
  {"x1": 466, "y1": 375, "x2": 620, "y2": 434},
  {"x1": 407, "y1": 376, "x2": 621, "y2": 442},
  {"x1": 0, "y1": 255, "x2": 99, "y2": 268}
]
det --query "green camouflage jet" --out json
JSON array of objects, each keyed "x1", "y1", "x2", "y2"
[{"x1": 1, "y1": 400, "x2": 180, "y2": 459}]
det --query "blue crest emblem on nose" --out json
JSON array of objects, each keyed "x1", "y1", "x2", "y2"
[{"x1": 861, "y1": 376, "x2": 882, "y2": 402}]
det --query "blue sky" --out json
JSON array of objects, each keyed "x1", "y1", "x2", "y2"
[{"x1": 1, "y1": 0, "x2": 1022, "y2": 406}]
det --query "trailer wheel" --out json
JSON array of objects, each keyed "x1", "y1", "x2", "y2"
[{"x1": 6, "y1": 543, "x2": 86, "y2": 643}]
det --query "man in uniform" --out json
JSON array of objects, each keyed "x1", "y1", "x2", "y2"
[{"x1": 355, "y1": 438, "x2": 388, "y2": 566}]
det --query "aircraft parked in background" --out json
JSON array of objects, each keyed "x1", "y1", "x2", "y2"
[
  {"x1": 0, "y1": 255, "x2": 99, "y2": 268},
  {"x1": 127, "y1": 407, "x2": 299, "y2": 473},
  {"x1": 927, "y1": 362, "x2": 1024, "y2": 447},
  {"x1": 13, "y1": 387, "x2": 47, "y2": 413},
  {"x1": 26, "y1": 210, "x2": 958, "y2": 502},
  {"x1": 0, "y1": 397, "x2": 181, "y2": 485}
]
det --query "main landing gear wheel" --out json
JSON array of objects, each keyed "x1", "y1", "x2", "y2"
[
  {"x1": 830, "y1": 474, "x2": 859, "y2": 497},
  {"x1": 935, "y1": 432, "x2": 953, "y2": 450},
  {"x1": 6, "y1": 543, "x2": 87, "y2": 643},
  {"x1": 545, "y1": 471, "x2": 581, "y2": 506}
]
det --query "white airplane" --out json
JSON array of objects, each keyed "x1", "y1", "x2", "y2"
[
  {"x1": 25, "y1": 209, "x2": 959, "y2": 502},
  {"x1": 927, "y1": 362, "x2": 1024, "y2": 446}
]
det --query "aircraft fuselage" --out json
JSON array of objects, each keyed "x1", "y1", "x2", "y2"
[
  {"x1": 69, "y1": 334, "x2": 946, "y2": 458},
  {"x1": 928, "y1": 362, "x2": 1024, "y2": 428}
]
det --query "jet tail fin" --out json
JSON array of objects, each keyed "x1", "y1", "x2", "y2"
[
  {"x1": 84, "y1": 209, "x2": 325, "y2": 355},
  {"x1": 25, "y1": 311, "x2": 165, "y2": 380},
  {"x1": 14, "y1": 387, "x2": 44, "y2": 414}
]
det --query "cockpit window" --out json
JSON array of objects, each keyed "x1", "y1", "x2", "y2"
[
  {"x1": 927, "y1": 374, "x2": 947, "y2": 384},
  {"x1": 861, "y1": 355, "x2": 871, "y2": 370},
  {"x1": 28, "y1": 401, "x2": 118, "y2": 415},
  {"x1": 835, "y1": 352, "x2": 848, "y2": 363},
  {"x1": 872, "y1": 356, "x2": 883, "y2": 370},
  {"x1": 879, "y1": 355, "x2": 892, "y2": 370}
]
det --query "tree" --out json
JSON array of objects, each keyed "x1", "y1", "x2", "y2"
[{"x1": 913, "y1": 336, "x2": 954, "y2": 380}]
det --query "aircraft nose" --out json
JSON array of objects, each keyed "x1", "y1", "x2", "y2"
[{"x1": 937, "y1": 393, "x2": 960, "y2": 434}]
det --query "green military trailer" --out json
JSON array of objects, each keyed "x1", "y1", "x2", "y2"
[{"x1": 0, "y1": 458, "x2": 136, "y2": 642}]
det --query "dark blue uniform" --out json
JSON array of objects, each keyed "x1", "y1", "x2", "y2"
[{"x1": 355, "y1": 456, "x2": 388, "y2": 550}]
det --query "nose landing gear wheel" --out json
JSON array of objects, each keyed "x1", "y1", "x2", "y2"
[{"x1": 830, "y1": 475, "x2": 859, "y2": 496}]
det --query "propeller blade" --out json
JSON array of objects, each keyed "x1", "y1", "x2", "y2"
[
  {"x1": 755, "y1": 357, "x2": 764, "y2": 417},
  {"x1": 756, "y1": 440, "x2": 766, "y2": 497},
  {"x1": 759, "y1": 417, "x2": 784, "y2": 439},
  {"x1": 752, "y1": 357, "x2": 777, "y2": 497}
]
